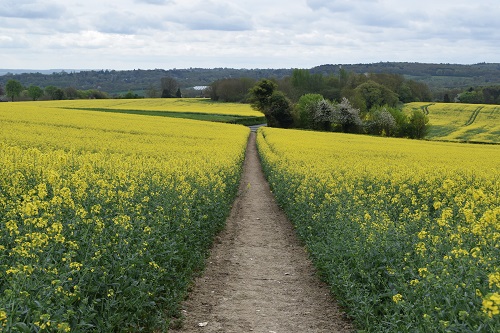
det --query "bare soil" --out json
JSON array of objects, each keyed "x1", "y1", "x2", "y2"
[{"x1": 171, "y1": 132, "x2": 353, "y2": 333}]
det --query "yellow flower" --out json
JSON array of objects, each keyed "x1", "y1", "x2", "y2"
[
  {"x1": 0, "y1": 309, "x2": 7, "y2": 323},
  {"x1": 488, "y1": 272, "x2": 500, "y2": 289},
  {"x1": 482, "y1": 293, "x2": 500, "y2": 318},
  {"x1": 418, "y1": 267, "x2": 429, "y2": 278},
  {"x1": 392, "y1": 293, "x2": 403, "y2": 303},
  {"x1": 410, "y1": 279, "x2": 420, "y2": 286},
  {"x1": 57, "y1": 322, "x2": 71, "y2": 332}
]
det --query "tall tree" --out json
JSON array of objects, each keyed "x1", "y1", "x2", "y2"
[
  {"x1": 249, "y1": 79, "x2": 293, "y2": 127},
  {"x1": 249, "y1": 79, "x2": 277, "y2": 112},
  {"x1": 6, "y1": 79, "x2": 23, "y2": 101},
  {"x1": 161, "y1": 77, "x2": 179, "y2": 98},
  {"x1": 210, "y1": 78, "x2": 255, "y2": 102},
  {"x1": 266, "y1": 91, "x2": 294, "y2": 128},
  {"x1": 145, "y1": 84, "x2": 159, "y2": 98}
]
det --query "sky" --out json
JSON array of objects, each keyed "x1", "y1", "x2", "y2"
[{"x1": 0, "y1": 0, "x2": 499, "y2": 70}]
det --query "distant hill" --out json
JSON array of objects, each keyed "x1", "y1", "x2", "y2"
[
  {"x1": 0, "y1": 69, "x2": 83, "y2": 76},
  {"x1": 0, "y1": 68, "x2": 293, "y2": 95},
  {"x1": 311, "y1": 62, "x2": 500, "y2": 91},
  {"x1": 1, "y1": 63, "x2": 499, "y2": 96}
]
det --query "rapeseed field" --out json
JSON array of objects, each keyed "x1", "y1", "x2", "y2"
[
  {"x1": 405, "y1": 102, "x2": 500, "y2": 143},
  {"x1": 0, "y1": 103, "x2": 249, "y2": 331},
  {"x1": 257, "y1": 127, "x2": 499, "y2": 332}
]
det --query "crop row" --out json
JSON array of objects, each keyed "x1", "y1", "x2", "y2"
[{"x1": 257, "y1": 127, "x2": 499, "y2": 332}]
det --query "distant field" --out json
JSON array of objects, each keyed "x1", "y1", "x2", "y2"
[
  {"x1": 404, "y1": 102, "x2": 500, "y2": 143},
  {"x1": 19, "y1": 98, "x2": 266, "y2": 125}
]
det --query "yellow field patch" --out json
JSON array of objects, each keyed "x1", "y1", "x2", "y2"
[
  {"x1": 27, "y1": 97, "x2": 263, "y2": 117},
  {"x1": 405, "y1": 102, "x2": 500, "y2": 143}
]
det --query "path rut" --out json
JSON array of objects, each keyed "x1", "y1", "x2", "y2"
[{"x1": 171, "y1": 132, "x2": 353, "y2": 333}]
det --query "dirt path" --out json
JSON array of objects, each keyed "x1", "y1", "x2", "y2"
[{"x1": 171, "y1": 132, "x2": 353, "y2": 333}]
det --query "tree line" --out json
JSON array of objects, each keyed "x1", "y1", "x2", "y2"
[
  {"x1": 0, "y1": 79, "x2": 111, "y2": 102},
  {"x1": 3, "y1": 63, "x2": 499, "y2": 97},
  {"x1": 0, "y1": 77, "x2": 186, "y2": 102},
  {"x1": 454, "y1": 85, "x2": 500, "y2": 104},
  {"x1": 247, "y1": 76, "x2": 429, "y2": 139},
  {"x1": 209, "y1": 69, "x2": 430, "y2": 138}
]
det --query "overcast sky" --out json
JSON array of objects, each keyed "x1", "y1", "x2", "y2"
[{"x1": 1, "y1": 0, "x2": 498, "y2": 70}]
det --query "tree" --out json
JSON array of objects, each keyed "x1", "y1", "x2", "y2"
[
  {"x1": 65, "y1": 87, "x2": 79, "y2": 100},
  {"x1": 249, "y1": 79, "x2": 277, "y2": 113},
  {"x1": 0, "y1": 84, "x2": 4, "y2": 96},
  {"x1": 353, "y1": 80, "x2": 399, "y2": 114},
  {"x1": 52, "y1": 88, "x2": 65, "y2": 101},
  {"x1": 407, "y1": 109, "x2": 429, "y2": 139},
  {"x1": 145, "y1": 84, "x2": 159, "y2": 98},
  {"x1": 122, "y1": 90, "x2": 140, "y2": 99},
  {"x1": 403, "y1": 80, "x2": 431, "y2": 102},
  {"x1": 249, "y1": 80, "x2": 293, "y2": 128},
  {"x1": 6, "y1": 79, "x2": 23, "y2": 101},
  {"x1": 45, "y1": 86, "x2": 58, "y2": 99},
  {"x1": 290, "y1": 69, "x2": 326, "y2": 100},
  {"x1": 175, "y1": 88, "x2": 182, "y2": 98},
  {"x1": 443, "y1": 93, "x2": 451, "y2": 103},
  {"x1": 27, "y1": 85, "x2": 44, "y2": 101},
  {"x1": 366, "y1": 107, "x2": 397, "y2": 136},
  {"x1": 332, "y1": 97, "x2": 362, "y2": 133},
  {"x1": 210, "y1": 78, "x2": 255, "y2": 102},
  {"x1": 293, "y1": 93, "x2": 324, "y2": 129},
  {"x1": 312, "y1": 99, "x2": 335, "y2": 131},
  {"x1": 266, "y1": 91, "x2": 294, "y2": 128},
  {"x1": 457, "y1": 90, "x2": 483, "y2": 104},
  {"x1": 161, "y1": 77, "x2": 179, "y2": 98}
]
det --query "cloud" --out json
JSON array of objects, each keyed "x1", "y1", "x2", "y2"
[
  {"x1": 0, "y1": 35, "x2": 29, "y2": 48},
  {"x1": 306, "y1": 0, "x2": 376, "y2": 13},
  {"x1": 182, "y1": 14, "x2": 252, "y2": 31},
  {"x1": 135, "y1": 0, "x2": 173, "y2": 4},
  {"x1": 0, "y1": 0, "x2": 65, "y2": 19},
  {"x1": 166, "y1": 1, "x2": 253, "y2": 31},
  {"x1": 46, "y1": 30, "x2": 147, "y2": 50},
  {"x1": 0, "y1": 0, "x2": 499, "y2": 70},
  {"x1": 94, "y1": 11, "x2": 165, "y2": 35}
]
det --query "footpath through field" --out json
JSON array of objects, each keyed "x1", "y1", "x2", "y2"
[{"x1": 171, "y1": 132, "x2": 353, "y2": 333}]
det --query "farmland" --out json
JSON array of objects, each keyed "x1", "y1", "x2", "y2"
[
  {"x1": 12, "y1": 98, "x2": 266, "y2": 125},
  {"x1": 0, "y1": 102, "x2": 250, "y2": 331},
  {"x1": 257, "y1": 127, "x2": 500, "y2": 332},
  {"x1": 404, "y1": 102, "x2": 500, "y2": 143},
  {"x1": 1, "y1": 98, "x2": 500, "y2": 332}
]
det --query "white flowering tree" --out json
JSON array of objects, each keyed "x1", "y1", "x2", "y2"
[
  {"x1": 369, "y1": 107, "x2": 397, "y2": 136},
  {"x1": 332, "y1": 97, "x2": 362, "y2": 133},
  {"x1": 312, "y1": 99, "x2": 335, "y2": 131}
]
